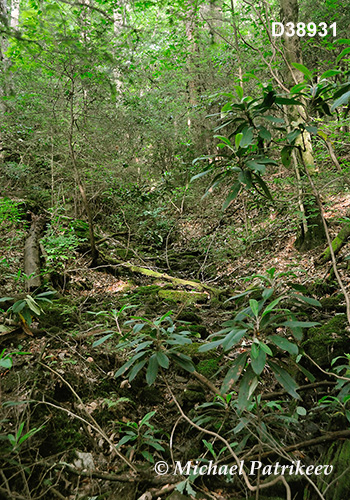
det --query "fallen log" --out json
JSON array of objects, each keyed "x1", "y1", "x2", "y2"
[
  {"x1": 24, "y1": 213, "x2": 46, "y2": 291},
  {"x1": 316, "y1": 220, "x2": 350, "y2": 265},
  {"x1": 99, "y1": 251, "x2": 223, "y2": 298}
]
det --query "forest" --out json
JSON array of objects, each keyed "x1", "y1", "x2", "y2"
[{"x1": 1, "y1": 0, "x2": 350, "y2": 499}]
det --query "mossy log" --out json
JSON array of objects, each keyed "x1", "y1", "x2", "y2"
[
  {"x1": 99, "y1": 252, "x2": 222, "y2": 297},
  {"x1": 24, "y1": 214, "x2": 46, "y2": 291},
  {"x1": 316, "y1": 221, "x2": 350, "y2": 265}
]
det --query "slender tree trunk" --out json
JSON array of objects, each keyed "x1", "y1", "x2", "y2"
[
  {"x1": 68, "y1": 78, "x2": 98, "y2": 265},
  {"x1": 279, "y1": 0, "x2": 326, "y2": 251},
  {"x1": 186, "y1": 0, "x2": 199, "y2": 113},
  {"x1": 10, "y1": 0, "x2": 19, "y2": 28},
  {"x1": 230, "y1": 0, "x2": 243, "y2": 89}
]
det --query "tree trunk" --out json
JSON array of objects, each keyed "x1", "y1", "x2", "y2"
[{"x1": 279, "y1": 0, "x2": 326, "y2": 251}]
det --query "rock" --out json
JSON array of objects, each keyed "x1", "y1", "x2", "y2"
[
  {"x1": 158, "y1": 289, "x2": 208, "y2": 305},
  {"x1": 73, "y1": 451, "x2": 95, "y2": 471}
]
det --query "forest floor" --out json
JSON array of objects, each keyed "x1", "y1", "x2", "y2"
[{"x1": 1, "y1": 188, "x2": 350, "y2": 500}]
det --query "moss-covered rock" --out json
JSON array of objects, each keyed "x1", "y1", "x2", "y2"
[
  {"x1": 183, "y1": 382, "x2": 206, "y2": 404},
  {"x1": 302, "y1": 314, "x2": 350, "y2": 367},
  {"x1": 179, "y1": 342, "x2": 216, "y2": 363},
  {"x1": 196, "y1": 358, "x2": 220, "y2": 378},
  {"x1": 319, "y1": 440, "x2": 350, "y2": 499},
  {"x1": 158, "y1": 289, "x2": 208, "y2": 304},
  {"x1": 178, "y1": 324, "x2": 207, "y2": 338},
  {"x1": 319, "y1": 294, "x2": 346, "y2": 312},
  {"x1": 177, "y1": 310, "x2": 201, "y2": 323}
]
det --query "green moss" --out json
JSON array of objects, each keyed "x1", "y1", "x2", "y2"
[
  {"x1": 183, "y1": 383, "x2": 205, "y2": 404},
  {"x1": 134, "y1": 285, "x2": 162, "y2": 296},
  {"x1": 178, "y1": 324, "x2": 207, "y2": 338},
  {"x1": 302, "y1": 314, "x2": 349, "y2": 366},
  {"x1": 177, "y1": 310, "x2": 201, "y2": 323},
  {"x1": 158, "y1": 289, "x2": 208, "y2": 304},
  {"x1": 319, "y1": 440, "x2": 350, "y2": 499},
  {"x1": 180, "y1": 342, "x2": 208, "y2": 360},
  {"x1": 41, "y1": 411, "x2": 85, "y2": 454},
  {"x1": 196, "y1": 358, "x2": 220, "y2": 378},
  {"x1": 319, "y1": 294, "x2": 345, "y2": 312}
]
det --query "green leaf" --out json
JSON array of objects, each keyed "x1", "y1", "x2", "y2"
[
  {"x1": 239, "y1": 127, "x2": 254, "y2": 148},
  {"x1": 222, "y1": 182, "x2": 241, "y2": 210},
  {"x1": 214, "y1": 135, "x2": 232, "y2": 146},
  {"x1": 291, "y1": 63, "x2": 313, "y2": 80},
  {"x1": 290, "y1": 83, "x2": 308, "y2": 93},
  {"x1": 305, "y1": 126, "x2": 318, "y2": 135},
  {"x1": 190, "y1": 169, "x2": 212, "y2": 183},
  {"x1": 198, "y1": 339, "x2": 223, "y2": 352},
  {"x1": 281, "y1": 146, "x2": 292, "y2": 168},
  {"x1": 25, "y1": 296, "x2": 41, "y2": 316},
  {"x1": 296, "y1": 406, "x2": 307, "y2": 416},
  {"x1": 0, "y1": 297, "x2": 13, "y2": 303},
  {"x1": 264, "y1": 115, "x2": 285, "y2": 124},
  {"x1": 258, "y1": 127, "x2": 271, "y2": 142},
  {"x1": 0, "y1": 358, "x2": 12, "y2": 369},
  {"x1": 115, "y1": 352, "x2": 147, "y2": 378},
  {"x1": 116, "y1": 434, "x2": 137, "y2": 448},
  {"x1": 262, "y1": 296, "x2": 286, "y2": 317},
  {"x1": 192, "y1": 154, "x2": 215, "y2": 165},
  {"x1": 133, "y1": 323, "x2": 146, "y2": 333},
  {"x1": 171, "y1": 355, "x2": 195, "y2": 373},
  {"x1": 234, "y1": 85, "x2": 244, "y2": 99},
  {"x1": 251, "y1": 346, "x2": 266, "y2": 375},
  {"x1": 140, "y1": 410, "x2": 156, "y2": 427},
  {"x1": 156, "y1": 351, "x2": 169, "y2": 369},
  {"x1": 259, "y1": 342, "x2": 273, "y2": 356},
  {"x1": 268, "y1": 361, "x2": 300, "y2": 399},
  {"x1": 235, "y1": 132, "x2": 243, "y2": 149},
  {"x1": 320, "y1": 69, "x2": 342, "y2": 79},
  {"x1": 146, "y1": 354, "x2": 159, "y2": 385},
  {"x1": 269, "y1": 335, "x2": 298, "y2": 355},
  {"x1": 221, "y1": 352, "x2": 248, "y2": 393},
  {"x1": 283, "y1": 321, "x2": 320, "y2": 328},
  {"x1": 221, "y1": 328, "x2": 247, "y2": 351},
  {"x1": 246, "y1": 160, "x2": 266, "y2": 174},
  {"x1": 203, "y1": 439, "x2": 216, "y2": 457},
  {"x1": 129, "y1": 359, "x2": 147, "y2": 381},
  {"x1": 141, "y1": 450, "x2": 155, "y2": 462},
  {"x1": 252, "y1": 174, "x2": 273, "y2": 201},
  {"x1": 92, "y1": 333, "x2": 114, "y2": 347},
  {"x1": 292, "y1": 294, "x2": 321, "y2": 307},
  {"x1": 331, "y1": 90, "x2": 350, "y2": 111},
  {"x1": 336, "y1": 47, "x2": 350, "y2": 63},
  {"x1": 275, "y1": 97, "x2": 302, "y2": 106},
  {"x1": 262, "y1": 288, "x2": 274, "y2": 301},
  {"x1": 20, "y1": 308, "x2": 33, "y2": 326},
  {"x1": 297, "y1": 363, "x2": 316, "y2": 383},
  {"x1": 249, "y1": 299, "x2": 259, "y2": 318},
  {"x1": 238, "y1": 169, "x2": 252, "y2": 188},
  {"x1": 237, "y1": 366, "x2": 258, "y2": 410},
  {"x1": 11, "y1": 300, "x2": 26, "y2": 314},
  {"x1": 287, "y1": 129, "x2": 302, "y2": 143}
]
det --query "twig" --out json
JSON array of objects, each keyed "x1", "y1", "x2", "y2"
[
  {"x1": 300, "y1": 151, "x2": 350, "y2": 326},
  {"x1": 38, "y1": 363, "x2": 136, "y2": 472},
  {"x1": 162, "y1": 375, "x2": 291, "y2": 500},
  {"x1": 304, "y1": 354, "x2": 350, "y2": 382},
  {"x1": 243, "y1": 429, "x2": 350, "y2": 462}
]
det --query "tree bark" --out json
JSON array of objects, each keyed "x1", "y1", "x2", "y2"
[
  {"x1": 24, "y1": 214, "x2": 46, "y2": 291},
  {"x1": 316, "y1": 221, "x2": 350, "y2": 265},
  {"x1": 279, "y1": 0, "x2": 326, "y2": 251}
]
